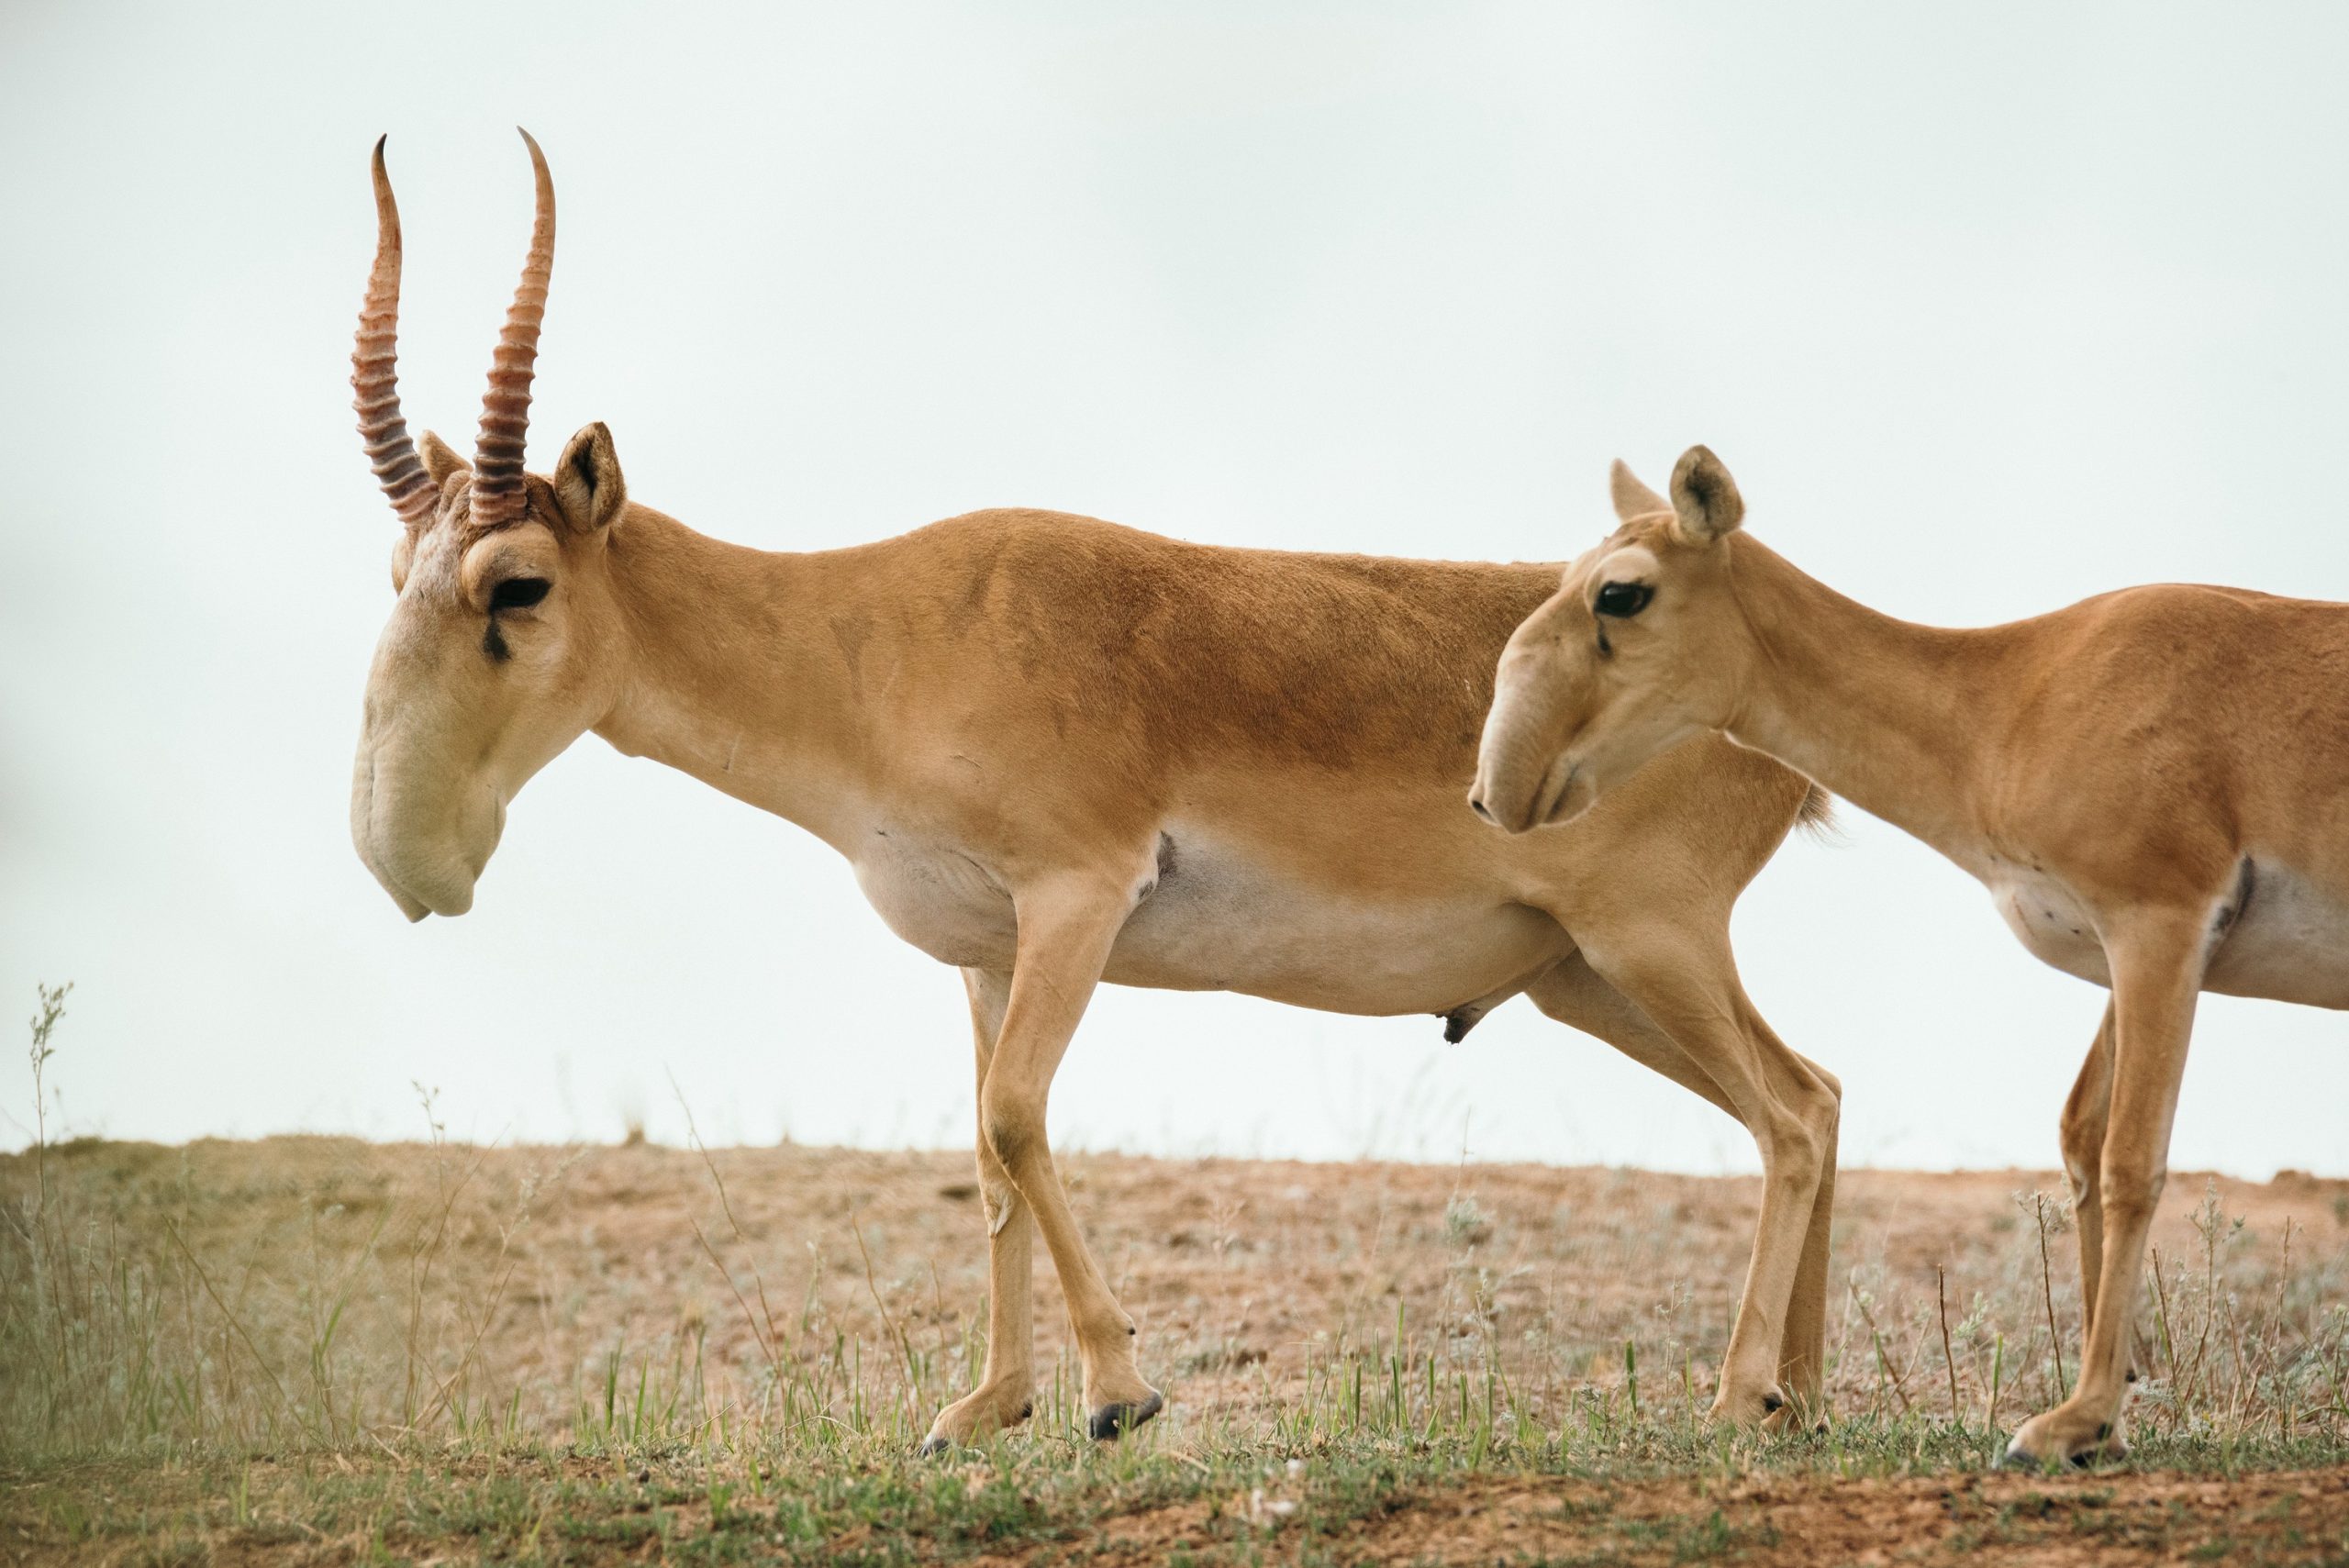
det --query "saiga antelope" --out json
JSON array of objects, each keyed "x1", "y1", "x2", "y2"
[
  {"x1": 1472, "y1": 446, "x2": 2349, "y2": 1466},
  {"x1": 349, "y1": 134, "x2": 1843, "y2": 1449}
]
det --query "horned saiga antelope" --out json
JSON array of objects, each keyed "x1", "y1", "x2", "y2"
[
  {"x1": 349, "y1": 134, "x2": 1842, "y2": 1449},
  {"x1": 1473, "y1": 446, "x2": 2349, "y2": 1466}
]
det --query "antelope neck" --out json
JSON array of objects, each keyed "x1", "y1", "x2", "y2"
[
  {"x1": 592, "y1": 512, "x2": 874, "y2": 853},
  {"x1": 1717, "y1": 535, "x2": 2022, "y2": 870}
]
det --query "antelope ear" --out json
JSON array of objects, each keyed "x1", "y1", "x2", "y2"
[
  {"x1": 1668, "y1": 445, "x2": 1744, "y2": 544},
  {"x1": 553, "y1": 421, "x2": 628, "y2": 533},
  {"x1": 1609, "y1": 459, "x2": 1670, "y2": 523},
  {"x1": 419, "y1": 429, "x2": 471, "y2": 487}
]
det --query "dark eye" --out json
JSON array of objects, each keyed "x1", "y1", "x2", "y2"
[
  {"x1": 1595, "y1": 581, "x2": 1653, "y2": 618},
  {"x1": 489, "y1": 577, "x2": 551, "y2": 612}
]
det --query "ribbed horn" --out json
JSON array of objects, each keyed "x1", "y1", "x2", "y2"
[
  {"x1": 352, "y1": 136, "x2": 438, "y2": 530},
  {"x1": 470, "y1": 128, "x2": 555, "y2": 528}
]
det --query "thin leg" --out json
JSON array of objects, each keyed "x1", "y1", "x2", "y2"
[
  {"x1": 1567, "y1": 924, "x2": 1842, "y2": 1426},
  {"x1": 921, "y1": 967, "x2": 1035, "y2": 1453},
  {"x1": 978, "y1": 874, "x2": 1163, "y2": 1440},
  {"x1": 1528, "y1": 953, "x2": 1841, "y2": 1422},
  {"x1": 2008, "y1": 917, "x2": 2201, "y2": 1467},
  {"x1": 1782, "y1": 1115, "x2": 1837, "y2": 1424},
  {"x1": 2058, "y1": 1006, "x2": 2117, "y2": 1337}
]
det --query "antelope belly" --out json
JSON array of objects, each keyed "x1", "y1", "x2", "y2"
[
  {"x1": 1988, "y1": 870, "x2": 2110, "y2": 986},
  {"x1": 851, "y1": 824, "x2": 1566, "y2": 1017},
  {"x1": 2205, "y1": 861, "x2": 2349, "y2": 1010},
  {"x1": 1105, "y1": 828, "x2": 1566, "y2": 1016}
]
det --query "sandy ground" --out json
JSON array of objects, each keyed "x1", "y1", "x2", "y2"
[
  {"x1": 6, "y1": 1139, "x2": 2346, "y2": 1562},
  {"x1": 1045, "y1": 1466, "x2": 2349, "y2": 1567},
  {"x1": 17, "y1": 1137, "x2": 2346, "y2": 1429}
]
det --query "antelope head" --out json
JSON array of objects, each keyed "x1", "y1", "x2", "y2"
[
  {"x1": 1469, "y1": 447, "x2": 1751, "y2": 833},
  {"x1": 350, "y1": 131, "x2": 632, "y2": 919}
]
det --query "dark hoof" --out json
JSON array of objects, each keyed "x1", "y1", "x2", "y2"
[
  {"x1": 1086, "y1": 1390, "x2": 1164, "y2": 1441},
  {"x1": 2001, "y1": 1439, "x2": 2122, "y2": 1473},
  {"x1": 918, "y1": 1399, "x2": 1032, "y2": 1457}
]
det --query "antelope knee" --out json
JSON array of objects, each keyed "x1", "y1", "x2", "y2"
[
  {"x1": 1775, "y1": 1073, "x2": 1840, "y2": 1161},
  {"x1": 1808, "y1": 1076, "x2": 1842, "y2": 1147},
  {"x1": 2099, "y1": 1160, "x2": 2166, "y2": 1225},
  {"x1": 1764, "y1": 1112, "x2": 1829, "y2": 1189},
  {"x1": 981, "y1": 1088, "x2": 1043, "y2": 1173}
]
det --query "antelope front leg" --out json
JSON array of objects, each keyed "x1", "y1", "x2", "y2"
[
  {"x1": 2008, "y1": 920, "x2": 2201, "y2": 1468},
  {"x1": 1578, "y1": 923, "x2": 1841, "y2": 1428},
  {"x1": 2057, "y1": 1006, "x2": 2117, "y2": 1341},
  {"x1": 921, "y1": 967, "x2": 1037, "y2": 1454},
  {"x1": 978, "y1": 875, "x2": 1163, "y2": 1441}
]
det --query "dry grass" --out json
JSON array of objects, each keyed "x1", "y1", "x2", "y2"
[
  {"x1": 4, "y1": 994, "x2": 2346, "y2": 1562},
  {"x1": 7, "y1": 1131, "x2": 2344, "y2": 1460}
]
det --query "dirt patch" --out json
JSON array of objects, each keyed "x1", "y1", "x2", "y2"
[
  {"x1": 4, "y1": 1140, "x2": 2344, "y2": 1564},
  {"x1": 1058, "y1": 1468, "x2": 2349, "y2": 1566},
  {"x1": 7, "y1": 1137, "x2": 2337, "y2": 1439}
]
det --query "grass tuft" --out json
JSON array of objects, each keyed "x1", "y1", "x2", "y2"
[{"x1": 6, "y1": 988, "x2": 2346, "y2": 1562}]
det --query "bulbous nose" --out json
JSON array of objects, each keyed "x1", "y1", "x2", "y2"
[{"x1": 1468, "y1": 793, "x2": 1495, "y2": 823}]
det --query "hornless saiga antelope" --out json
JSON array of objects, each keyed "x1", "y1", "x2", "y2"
[
  {"x1": 350, "y1": 134, "x2": 1844, "y2": 1450},
  {"x1": 1472, "y1": 446, "x2": 2349, "y2": 1467}
]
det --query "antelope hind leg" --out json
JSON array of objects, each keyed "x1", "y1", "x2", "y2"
[
  {"x1": 1573, "y1": 920, "x2": 1840, "y2": 1426},
  {"x1": 1775, "y1": 1066, "x2": 1838, "y2": 1431},
  {"x1": 1529, "y1": 946, "x2": 1840, "y2": 1427},
  {"x1": 2008, "y1": 918, "x2": 2201, "y2": 1469}
]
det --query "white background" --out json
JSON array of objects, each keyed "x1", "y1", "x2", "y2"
[{"x1": 3, "y1": 3, "x2": 2343, "y2": 1174}]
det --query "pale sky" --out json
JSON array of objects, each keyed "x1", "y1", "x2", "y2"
[{"x1": 3, "y1": 3, "x2": 2343, "y2": 1175}]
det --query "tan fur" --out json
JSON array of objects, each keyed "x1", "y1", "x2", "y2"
[
  {"x1": 355, "y1": 479, "x2": 1848, "y2": 1442},
  {"x1": 1474, "y1": 445, "x2": 2349, "y2": 1466},
  {"x1": 347, "y1": 143, "x2": 1845, "y2": 1449}
]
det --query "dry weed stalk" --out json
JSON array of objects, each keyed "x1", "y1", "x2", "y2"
[{"x1": 3, "y1": 991, "x2": 2343, "y2": 1469}]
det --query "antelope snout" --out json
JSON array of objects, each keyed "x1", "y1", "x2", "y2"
[
  {"x1": 1469, "y1": 735, "x2": 1590, "y2": 835},
  {"x1": 1469, "y1": 717, "x2": 1552, "y2": 837},
  {"x1": 1464, "y1": 769, "x2": 1545, "y2": 836},
  {"x1": 350, "y1": 745, "x2": 501, "y2": 920}
]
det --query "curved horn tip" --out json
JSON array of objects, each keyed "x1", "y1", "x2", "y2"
[
  {"x1": 368, "y1": 138, "x2": 400, "y2": 231},
  {"x1": 517, "y1": 127, "x2": 551, "y2": 194},
  {"x1": 469, "y1": 125, "x2": 557, "y2": 525}
]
